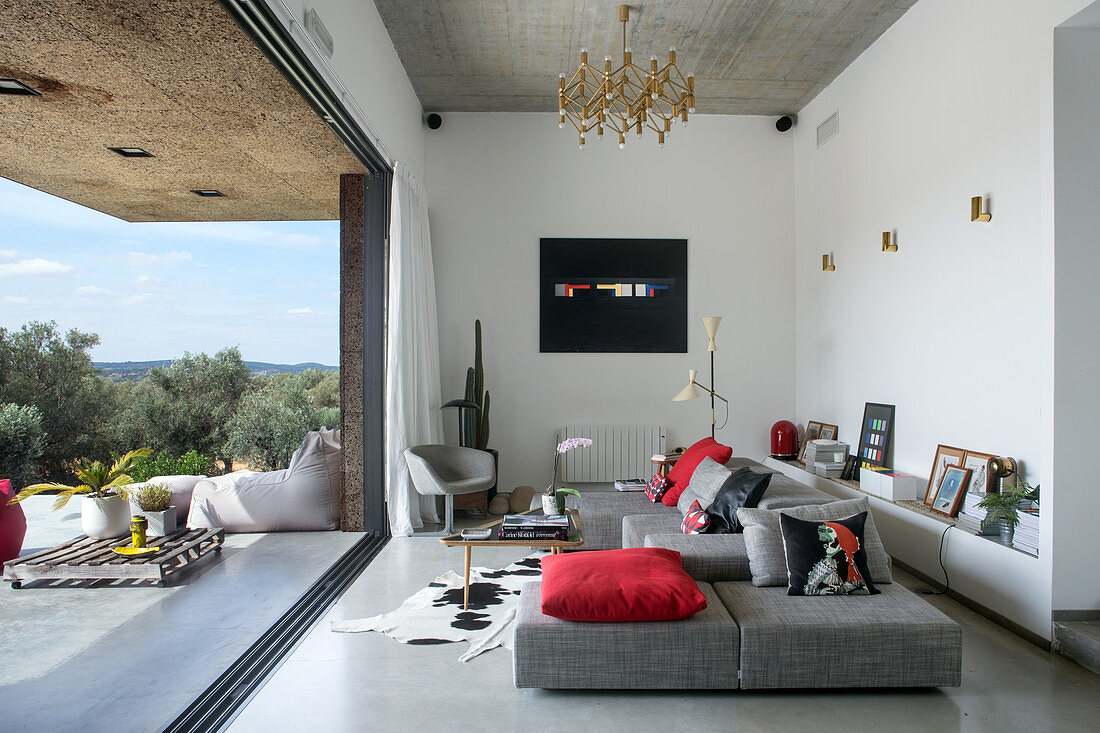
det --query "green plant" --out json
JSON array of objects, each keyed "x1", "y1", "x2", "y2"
[
  {"x1": 129, "y1": 449, "x2": 215, "y2": 483},
  {"x1": 0, "y1": 402, "x2": 46, "y2": 490},
  {"x1": 10, "y1": 447, "x2": 152, "y2": 510},
  {"x1": 978, "y1": 481, "x2": 1038, "y2": 530},
  {"x1": 463, "y1": 319, "x2": 491, "y2": 450},
  {"x1": 131, "y1": 482, "x2": 173, "y2": 512}
]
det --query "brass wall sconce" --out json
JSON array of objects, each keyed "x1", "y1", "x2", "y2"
[
  {"x1": 971, "y1": 196, "x2": 992, "y2": 222},
  {"x1": 821, "y1": 253, "x2": 835, "y2": 271},
  {"x1": 881, "y1": 231, "x2": 897, "y2": 252}
]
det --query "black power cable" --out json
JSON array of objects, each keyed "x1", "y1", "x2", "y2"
[{"x1": 913, "y1": 524, "x2": 952, "y2": 595}]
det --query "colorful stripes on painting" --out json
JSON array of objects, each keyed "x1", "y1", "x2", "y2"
[{"x1": 554, "y1": 280, "x2": 672, "y2": 297}]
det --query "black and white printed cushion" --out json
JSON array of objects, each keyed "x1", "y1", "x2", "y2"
[
  {"x1": 645, "y1": 474, "x2": 669, "y2": 503},
  {"x1": 681, "y1": 500, "x2": 711, "y2": 534},
  {"x1": 779, "y1": 511, "x2": 880, "y2": 596}
]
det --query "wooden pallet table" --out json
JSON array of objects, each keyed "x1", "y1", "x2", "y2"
[{"x1": 2, "y1": 527, "x2": 225, "y2": 589}]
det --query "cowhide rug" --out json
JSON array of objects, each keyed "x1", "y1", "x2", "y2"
[{"x1": 330, "y1": 554, "x2": 542, "y2": 661}]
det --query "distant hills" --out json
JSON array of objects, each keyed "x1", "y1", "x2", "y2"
[{"x1": 94, "y1": 360, "x2": 338, "y2": 381}]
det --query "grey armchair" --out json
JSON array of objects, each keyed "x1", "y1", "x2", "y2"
[{"x1": 404, "y1": 445, "x2": 496, "y2": 534}]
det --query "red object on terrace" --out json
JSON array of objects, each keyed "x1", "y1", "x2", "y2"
[
  {"x1": 0, "y1": 478, "x2": 28, "y2": 573},
  {"x1": 770, "y1": 420, "x2": 799, "y2": 459}
]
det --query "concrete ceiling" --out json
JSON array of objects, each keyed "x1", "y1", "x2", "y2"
[
  {"x1": 0, "y1": 0, "x2": 366, "y2": 223},
  {"x1": 374, "y1": 0, "x2": 917, "y2": 115}
]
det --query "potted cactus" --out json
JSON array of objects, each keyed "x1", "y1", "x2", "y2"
[{"x1": 130, "y1": 482, "x2": 177, "y2": 536}]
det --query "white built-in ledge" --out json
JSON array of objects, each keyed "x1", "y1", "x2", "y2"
[{"x1": 762, "y1": 457, "x2": 1038, "y2": 559}]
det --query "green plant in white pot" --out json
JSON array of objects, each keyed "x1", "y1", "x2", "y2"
[
  {"x1": 10, "y1": 448, "x2": 152, "y2": 539},
  {"x1": 978, "y1": 481, "x2": 1038, "y2": 545},
  {"x1": 130, "y1": 482, "x2": 176, "y2": 537}
]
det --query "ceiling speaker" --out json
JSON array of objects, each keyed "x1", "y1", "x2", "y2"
[
  {"x1": 775, "y1": 115, "x2": 796, "y2": 133},
  {"x1": 426, "y1": 113, "x2": 443, "y2": 130}
]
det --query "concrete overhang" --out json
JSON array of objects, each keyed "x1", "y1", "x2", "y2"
[{"x1": 0, "y1": 0, "x2": 366, "y2": 222}]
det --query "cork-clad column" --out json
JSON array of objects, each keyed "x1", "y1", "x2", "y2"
[{"x1": 339, "y1": 174, "x2": 365, "y2": 531}]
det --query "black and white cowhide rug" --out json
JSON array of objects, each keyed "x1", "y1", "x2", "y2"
[{"x1": 330, "y1": 554, "x2": 542, "y2": 661}]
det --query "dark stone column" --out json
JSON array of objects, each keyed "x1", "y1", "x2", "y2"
[{"x1": 339, "y1": 174, "x2": 365, "y2": 532}]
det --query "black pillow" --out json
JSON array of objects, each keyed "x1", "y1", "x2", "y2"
[
  {"x1": 704, "y1": 467, "x2": 772, "y2": 534},
  {"x1": 779, "y1": 512, "x2": 880, "y2": 596}
]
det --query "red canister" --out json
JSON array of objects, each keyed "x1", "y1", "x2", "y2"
[{"x1": 770, "y1": 420, "x2": 799, "y2": 459}]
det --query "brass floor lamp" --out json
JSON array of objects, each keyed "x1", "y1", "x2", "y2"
[{"x1": 672, "y1": 317, "x2": 728, "y2": 439}]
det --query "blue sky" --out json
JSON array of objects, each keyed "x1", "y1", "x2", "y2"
[{"x1": 0, "y1": 177, "x2": 338, "y2": 365}]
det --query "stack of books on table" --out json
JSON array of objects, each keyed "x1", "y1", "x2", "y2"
[
  {"x1": 805, "y1": 440, "x2": 849, "y2": 478},
  {"x1": 614, "y1": 478, "x2": 647, "y2": 491},
  {"x1": 1013, "y1": 508, "x2": 1040, "y2": 555},
  {"x1": 954, "y1": 491, "x2": 998, "y2": 535},
  {"x1": 498, "y1": 513, "x2": 569, "y2": 541}
]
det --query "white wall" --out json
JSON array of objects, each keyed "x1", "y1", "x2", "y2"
[
  {"x1": 792, "y1": 0, "x2": 1093, "y2": 639},
  {"x1": 1052, "y1": 9, "x2": 1100, "y2": 611},
  {"x1": 267, "y1": 0, "x2": 425, "y2": 179},
  {"x1": 426, "y1": 114, "x2": 795, "y2": 493}
]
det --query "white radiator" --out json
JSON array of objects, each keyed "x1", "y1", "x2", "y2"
[{"x1": 557, "y1": 425, "x2": 665, "y2": 482}]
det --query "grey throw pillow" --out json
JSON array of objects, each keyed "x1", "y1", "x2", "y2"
[
  {"x1": 676, "y1": 457, "x2": 733, "y2": 515},
  {"x1": 738, "y1": 497, "x2": 892, "y2": 585}
]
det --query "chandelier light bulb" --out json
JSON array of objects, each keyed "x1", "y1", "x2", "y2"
[
  {"x1": 619, "y1": 142, "x2": 626, "y2": 149},
  {"x1": 658, "y1": 142, "x2": 664, "y2": 149},
  {"x1": 559, "y1": 121, "x2": 565, "y2": 129},
  {"x1": 681, "y1": 119, "x2": 687, "y2": 127},
  {"x1": 689, "y1": 106, "x2": 696, "y2": 113}
]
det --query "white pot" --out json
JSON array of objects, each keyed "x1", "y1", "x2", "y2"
[
  {"x1": 541, "y1": 494, "x2": 558, "y2": 516},
  {"x1": 81, "y1": 495, "x2": 131, "y2": 539},
  {"x1": 140, "y1": 507, "x2": 177, "y2": 537}
]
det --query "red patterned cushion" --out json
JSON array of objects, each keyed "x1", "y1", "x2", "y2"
[
  {"x1": 681, "y1": 500, "x2": 711, "y2": 534},
  {"x1": 661, "y1": 437, "x2": 733, "y2": 506},
  {"x1": 645, "y1": 474, "x2": 668, "y2": 502},
  {"x1": 540, "y1": 548, "x2": 707, "y2": 622}
]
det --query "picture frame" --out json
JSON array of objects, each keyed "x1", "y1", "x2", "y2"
[
  {"x1": 818, "y1": 423, "x2": 838, "y2": 441},
  {"x1": 924, "y1": 444, "x2": 967, "y2": 505},
  {"x1": 961, "y1": 451, "x2": 994, "y2": 497},
  {"x1": 798, "y1": 421, "x2": 823, "y2": 463},
  {"x1": 931, "y1": 465, "x2": 972, "y2": 517},
  {"x1": 856, "y1": 403, "x2": 895, "y2": 469}
]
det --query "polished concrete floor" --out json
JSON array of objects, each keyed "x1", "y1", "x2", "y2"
[
  {"x1": 227, "y1": 529, "x2": 1100, "y2": 733},
  {"x1": 1, "y1": 497, "x2": 360, "y2": 732}
]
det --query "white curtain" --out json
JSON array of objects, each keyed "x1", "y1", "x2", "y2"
[{"x1": 386, "y1": 162, "x2": 444, "y2": 536}]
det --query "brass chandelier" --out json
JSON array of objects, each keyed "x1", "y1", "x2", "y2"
[{"x1": 559, "y1": 4, "x2": 695, "y2": 149}]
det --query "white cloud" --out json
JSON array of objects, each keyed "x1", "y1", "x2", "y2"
[
  {"x1": 132, "y1": 274, "x2": 161, "y2": 284},
  {"x1": 124, "y1": 250, "x2": 193, "y2": 268},
  {"x1": 1, "y1": 295, "x2": 30, "y2": 304},
  {"x1": 75, "y1": 285, "x2": 116, "y2": 296},
  {"x1": 0, "y1": 258, "x2": 75, "y2": 278},
  {"x1": 287, "y1": 307, "x2": 321, "y2": 315},
  {"x1": 166, "y1": 223, "x2": 332, "y2": 249},
  {"x1": 0, "y1": 249, "x2": 19, "y2": 263}
]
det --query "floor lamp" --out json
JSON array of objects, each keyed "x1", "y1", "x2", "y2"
[{"x1": 672, "y1": 316, "x2": 727, "y2": 438}]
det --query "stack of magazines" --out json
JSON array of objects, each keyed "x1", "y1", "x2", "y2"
[
  {"x1": 955, "y1": 491, "x2": 997, "y2": 535},
  {"x1": 499, "y1": 513, "x2": 570, "y2": 541},
  {"x1": 805, "y1": 440, "x2": 849, "y2": 478},
  {"x1": 1013, "y1": 508, "x2": 1039, "y2": 555}
]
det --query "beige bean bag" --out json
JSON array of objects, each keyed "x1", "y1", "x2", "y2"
[{"x1": 187, "y1": 429, "x2": 341, "y2": 532}]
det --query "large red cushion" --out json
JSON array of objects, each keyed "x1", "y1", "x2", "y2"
[
  {"x1": 661, "y1": 437, "x2": 733, "y2": 506},
  {"x1": 540, "y1": 547, "x2": 707, "y2": 622}
]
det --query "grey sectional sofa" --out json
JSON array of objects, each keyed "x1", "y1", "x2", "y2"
[{"x1": 514, "y1": 457, "x2": 963, "y2": 690}]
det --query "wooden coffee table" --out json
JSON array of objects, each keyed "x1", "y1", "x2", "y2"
[
  {"x1": 3, "y1": 527, "x2": 225, "y2": 589},
  {"x1": 440, "y1": 508, "x2": 583, "y2": 609}
]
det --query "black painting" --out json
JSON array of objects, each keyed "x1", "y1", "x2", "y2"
[{"x1": 540, "y1": 238, "x2": 687, "y2": 353}]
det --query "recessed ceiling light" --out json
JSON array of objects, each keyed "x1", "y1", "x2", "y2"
[
  {"x1": 107, "y1": 146, "x2": 154, "y2": 158},
  {"x1": 0, "y1": 78, "x2": 40, "y2": 96},
  {"x1": 190, "y1": 189, "x2": 225, "y2": 197}
]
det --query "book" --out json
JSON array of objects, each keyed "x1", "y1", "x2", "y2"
[
  {"x1": 501, "y1": 514, "x2": 569, "y2": 527},
  {"x1": 498, "y1": 528, "x2": 568, "y2": 541},
  {"x1": 651, "y1": 452, "x2": 682, "y2": 462},
  {"x1": 499, "y1": 513, "x2": 570, "y2": 541},
  {"x1": 615, "y1": 478, "x2": 647, "y2": 491}
]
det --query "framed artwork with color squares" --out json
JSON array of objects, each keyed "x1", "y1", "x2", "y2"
[{"x1": 857, "y1": 403, "x2": 895, "y2": 469}]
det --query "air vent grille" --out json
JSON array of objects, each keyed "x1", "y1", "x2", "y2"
[{"x1": 817, "y1": 111, "x2": 839, "y2": 148}]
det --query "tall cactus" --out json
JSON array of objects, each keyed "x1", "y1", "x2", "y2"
[{"x1": 462, "y1": 319, "x2": 491, "y2": 449}]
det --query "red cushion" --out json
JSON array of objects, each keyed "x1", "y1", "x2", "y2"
[
  {"x1": 661, "y1": 437, "x2": 733, "y2": 506},
  {"x1": 540, "y1": 547, "x2": 707, "y2": 622}
]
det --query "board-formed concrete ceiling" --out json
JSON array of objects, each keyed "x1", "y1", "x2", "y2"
[
  {"x1": 374, "y1": 0, "x2": 917, "y2": 114},
  {"x1": 0, "y1": 0, "x2": 366, "y2": 223}
]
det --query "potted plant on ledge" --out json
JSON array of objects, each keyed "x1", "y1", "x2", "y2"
[
  {"x1": 978, "y1": 481, "x2": 1038, "y2": 545},
  {"x1": 10, "y1": 448, "x2": 152, "y2": 539}
]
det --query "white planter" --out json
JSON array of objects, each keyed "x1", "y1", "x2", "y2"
[
  {"x1": 81, "y1": 495, "x2": 130, "y2": 539},
  {"x1": 139, "y1": 507, "x2": 177, "y2": 537}
]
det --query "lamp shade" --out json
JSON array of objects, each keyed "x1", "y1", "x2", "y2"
[
  {"x1": 702, "y1": 316, "x2": 722, "y2": 352},
  {"x1": 673, "y1": 369, "x2": 702, "y2": 401}
]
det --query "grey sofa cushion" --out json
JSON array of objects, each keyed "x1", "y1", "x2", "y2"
[
  {"x1": 621, "y1": 514, "x2": 684, "y2": 548},
  {"x1": 644, "y1": 533, "x2": 752, "y2": 582},
  {"x1": 567, "y1": 492, "x2": 677, "y2": 550},
  {"x1": 738, "y1": 497, "x2": 892, "y2": 585},
  {"x1": 513, "y1": 581, "x2": 739, "y2": 689},
  {"x1": 676, "y1": 457, "x2": 733, "y2": 515},
  {"x1": 715, "y1": 580, "x2": 961, "y2": 689},
  {"x1": 755, "y1": 475, "x2": 837, "y2": 510}
]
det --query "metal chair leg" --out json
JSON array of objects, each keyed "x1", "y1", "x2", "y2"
[{"x1": 443, "y1": 494, "x2": 455, "y2": 535}]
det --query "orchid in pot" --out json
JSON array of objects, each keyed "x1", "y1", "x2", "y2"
[
  {"x1": 10, "y1": 448, "x2": 152, "y2": 539},
  {"x1": 542, "y1": 438, "x2": 592, "y2": 515}
]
